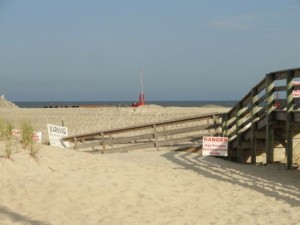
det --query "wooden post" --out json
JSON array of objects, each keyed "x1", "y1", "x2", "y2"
[
  {"x1": 74, "y1": 137, "x2": 77, "y2": 150},
  {"x1": 236, "y1": 102, "x2": 243, "y2": 163},
  {"x1": 212, "y1": 115, "x2": 217, "y2": 135},
  {"x1": 266, "y1": 74, "x2": 275, "y2": 164},
  {"x1": 162, "y1": 126, "x2": 168, "y2": 140},
  {"x1": 286, "y1": 71, "x2": 294, "y2": 169},
  {"x1": 250, "y1": 88, "x2": 258, "y2": 164},
  {"x1": 109, "y1": 134, "x2": 113, "y2": 146},
  {"x1": 221, "y1": 113, "x2": 228, "y2": 136},
  {"x1": 153, "y1": 124, "x2": 159, "y2": 150},
  {"x1": 101, "y1": 132, "x2": 105, "y2": 153}
]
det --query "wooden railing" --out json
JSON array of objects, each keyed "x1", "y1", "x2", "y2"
[
  {"x1": 62, "y1": 67, "x2": 300, "y2": 169},
  {"x1": 62, "y1": 113, "x2": 223, "y2": 153},
  {"x1": 221, "y1": 67, "x2": 300, "y2": 169}
]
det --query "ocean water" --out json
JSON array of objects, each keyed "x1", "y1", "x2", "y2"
[{"x1": 14, "y1": 100, "x2": 237, "y2": 108}]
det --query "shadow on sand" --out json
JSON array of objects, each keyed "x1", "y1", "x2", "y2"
[
  {"x1": 162, "y1": 151, "x2": 300, "y2": 207},
  {"x1": 0, "y1": 205, "x2": 52, "y2": 225}
]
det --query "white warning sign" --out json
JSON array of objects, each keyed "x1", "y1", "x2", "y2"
[
  {"x1": 202, "y1": 136, "x2": 228, "y2": 156},
  {"x1": 47, "y1": 124, "x2": 69, "y2": 148}
]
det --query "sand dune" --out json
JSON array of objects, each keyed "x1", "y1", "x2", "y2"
[{"x1": 0, "y1": 105, "x2": 300, "y2": 224}]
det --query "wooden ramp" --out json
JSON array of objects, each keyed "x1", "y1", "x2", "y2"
[{"x1": 62, "y1": 113, "x2": 223, "y2": 153}]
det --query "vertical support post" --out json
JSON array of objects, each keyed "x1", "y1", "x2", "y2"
[
  {"x1": 212, "y1": 115, "x2": 217, "y2": 135},
  {"x1": 109, "y1": 134, "x2": 113, "y2": 147},
  {"x1": 266, "y1": 74, "x2": 275, "y2": 164},
  {"x1": 101, "y1": 132, "x2": 105, "y2": 153},
  {"x1": 153, "y1": 124, "x2": 159, "y2": 150},
  {"x1": 74, "y1": 137, "x2": 77, "y2": 150},
  {"x1": 222, "y1": 113, "x2": 228, "y2": 137},
  {"x1": 162, "y1": 126, "x2": 168, "y2": 140},
  {"x1": 236, "y1": 102, "x2": 243, "y2": 163},
  {"x1": 286, "y1": 71, "x2": 294, "y2": 169},
  {"x1": 251, "y1": 88, "x2": 258, "y2": 164}
]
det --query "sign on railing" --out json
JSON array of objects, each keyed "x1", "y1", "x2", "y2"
[
  {"x1": 293, "y1": 81, "x2": 300, "y2": 98},
  {"x1": 202, "y1": 136, "x2": 228, "y2": 156}
]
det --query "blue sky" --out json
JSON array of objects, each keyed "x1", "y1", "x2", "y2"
[{"x1": 1, "y1": 0, "x2": 300, "y2": 101}]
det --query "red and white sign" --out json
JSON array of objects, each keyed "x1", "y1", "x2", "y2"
[
  {"x1": 202, "y1": 136, "x2": 228, "y2": 156},
  {"x1": 293, "y1": 81, "x2": 300, "y2": 98},
  {"x1": 12, "y1": 129, "x2": 42, "y2": 143}
]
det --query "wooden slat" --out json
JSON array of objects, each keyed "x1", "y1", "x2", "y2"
[
  {"x1": 274, "y1": 86, "x2": 286, "y2": 92},
  {"x1": 92, "y1": 136, "x2": 204, "y2": 154}
]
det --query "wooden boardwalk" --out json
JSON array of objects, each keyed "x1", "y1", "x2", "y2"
[{"x1": 62, "y1": 67, "x2": 300, "y2": 169}]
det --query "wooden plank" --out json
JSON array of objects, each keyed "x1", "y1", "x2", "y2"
[
  {"x1": 274, "y1": 85, "x2": 286, "y2": 92},
  {"x1": 274, "y1": 72, "x2": 287, "y2": 80},
  {"x1": 160, "y1": 124, "x2": 212, "y2": 136},
  {"x1": 294, "y1": 68, "x2": 300, "y2": 78},
  {"x1": 74, "y1": 141, "x2": 102, "y2": 150},
  {"x1": 271, "y1": 67, "x2": 300, "y2": 79},
  {"x1": 106, "y1": 133, "x2": 153, "y2": 145},
  {"x1": 224, "y1": 117, "x2": 236, "y2": 130},
  {"x1": 244, "y1": 130, "x2": 265, "y2": 140},
  {"x1": 99, "y1": 136, "x2": 203, "y2": 154},
  {"x1": 257, "y1": 93, "x2": 266, "y2": 106},
  {"x1": 105, "y1": 142, "x2": 156, "y2": 153},
  {"x1": 256, "y1": 78, "x2": 267, "y2": 93},
  {"x1": 240, "y1": 91, "x2": 252, "y2": 108}
]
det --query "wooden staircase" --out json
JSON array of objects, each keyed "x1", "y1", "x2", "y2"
[{"x1": 222, "y1": 67, "x2": 300, "y2": 169}]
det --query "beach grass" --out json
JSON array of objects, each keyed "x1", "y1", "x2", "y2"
[
  {"x1": 20, "y1": 120, "x2": 40, "y2": 159},
  {"x1": 0, "y1": 117, "x2": 14, "y2": 158},
  {"x1": 20, "y1": 120, "x2": 34, "y2": 149}
]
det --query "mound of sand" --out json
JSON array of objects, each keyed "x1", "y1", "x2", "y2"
[
  {"x1": 0, "y1": 95, "x2": 18, "y2": 108},
  {"x1": 1, "y1": 143, "x2": 300, "y2": 225},
  {"x1": 0, "y1": 106, "x2": 300, "y2": 224}
]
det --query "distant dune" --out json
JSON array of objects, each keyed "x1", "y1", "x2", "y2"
[{"x1": 0, "y1": 95, "x2": 19, "y2": 108}]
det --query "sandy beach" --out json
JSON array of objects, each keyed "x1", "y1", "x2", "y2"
[{"x1": 1, "y1": 104, "x2": 300, "y2": 225}]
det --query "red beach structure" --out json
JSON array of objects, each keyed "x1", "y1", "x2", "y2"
[{"x1": 132, "y1": 71, "x2": 145, "y2": 107}]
